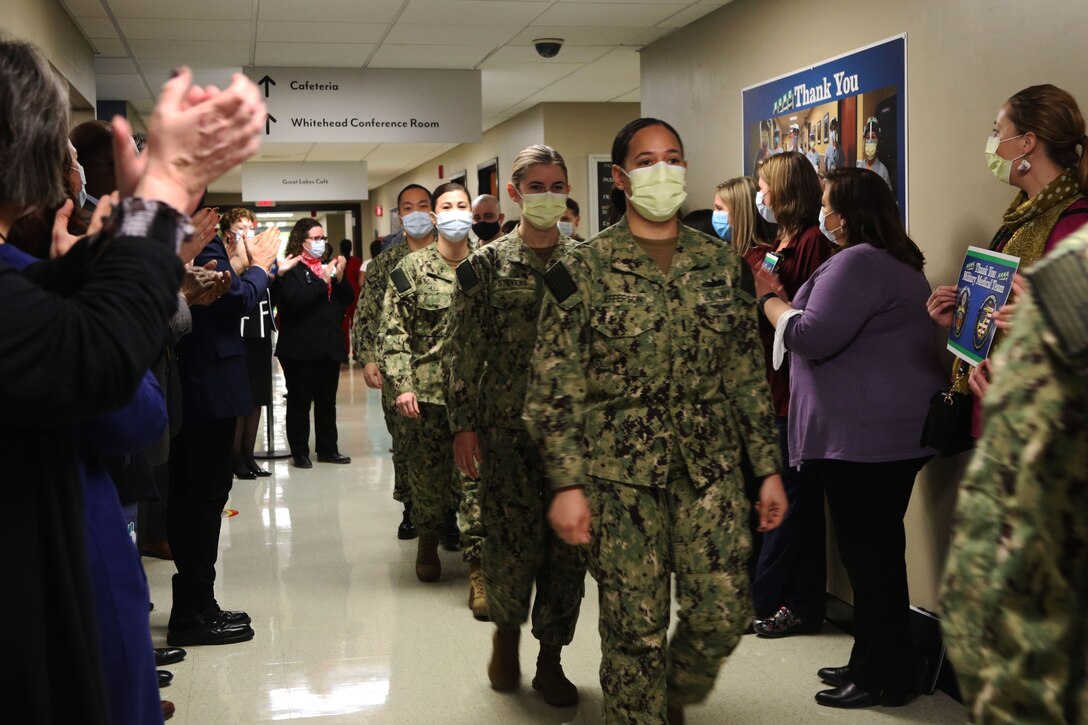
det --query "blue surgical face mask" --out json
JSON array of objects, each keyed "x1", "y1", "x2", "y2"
[
  {"x1": 402, "y1": 210, "x2": 435, "y2": 239},
  {"x1": 755, "y1": 190, "x2": 777, "y2": 223},
  {"x1": 818, "y1": 208, "x2": 843, "y2": 246},
  {"x1": 307, "y1": 240, "x2": 326, "y2": 258},
  {"x1": 712, "y1": 210, "x2": 732, "y2": 241}
]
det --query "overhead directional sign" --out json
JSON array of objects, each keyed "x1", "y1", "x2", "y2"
[
  {"x1": 241, "y1": 161, "x2": 368, "y2": 202},
  {"x1": 244, "y1": 67, "x2": 482, "y2": 144}
]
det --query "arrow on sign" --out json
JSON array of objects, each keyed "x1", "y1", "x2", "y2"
[
  {"x1": 265, "y1": 114, "x2": 277, "y2": 135},
  {"x1": 257, "y1": 75, "x2": 276, "y2": 98}
]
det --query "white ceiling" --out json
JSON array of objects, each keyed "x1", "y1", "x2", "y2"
[{"x1": 61, "y1": 0, "x2": 731, "y2": 190}]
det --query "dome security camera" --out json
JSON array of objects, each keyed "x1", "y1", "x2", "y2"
[{"x1": 533, "y1": 38, "x2": 564, "y2": 59}]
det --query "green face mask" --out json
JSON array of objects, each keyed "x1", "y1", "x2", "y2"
[
  {"x1": 985, "y1": 134, "x2": 1027, "y2": 185},
  {"x1": 517, "y1": 190, "x2": 568, "y2": 230},
  {"x1": 621, "y1": 161, "x2": 687, "y2": 222}
]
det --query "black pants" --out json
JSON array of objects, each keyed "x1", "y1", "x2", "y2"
[
  {"x1": 813, "y1": 456, "x2": 929, "y2": 695},
  {"x1": 280, "y1": 357, "x2": 341, "y2": 458},
  {"x1": 751, "y1": 417, "x2": 827, "y2": 622},
  {"x1": 167, "y1": 417, "x2": 235, "y2": 624}
]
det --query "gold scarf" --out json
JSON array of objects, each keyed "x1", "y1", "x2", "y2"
[{"x1": 952, "y1": 169, "x2": 1084, "y2": 391}]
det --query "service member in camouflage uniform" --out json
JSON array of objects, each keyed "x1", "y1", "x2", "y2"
[
  {"x1": 382, "y1": 182, "x2": 485, "y2": 592},
  {"x1": 446, "y1": 145, "x2": 586, "y2": 706},
  {"x1": 524, "y1": 119, "x2": 787, "y2": 725},
  {"x1": 941, "y1": 226, "x2": 1088, "y2": 724},
  {"x1": 351, "y1": 183, "x2": 434, "y2": 540}
]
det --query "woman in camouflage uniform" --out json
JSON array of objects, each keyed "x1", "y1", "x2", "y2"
[{"x1": 525, "y1": 118, "x2": 788, "y2": 724}]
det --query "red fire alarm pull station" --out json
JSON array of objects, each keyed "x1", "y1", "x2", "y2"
[
  {"x1": 375, "y1": 205, "x2": 384, "y2": 217},
  {"x1": 438, "y1": 164, "x2": 444, "y2": 179}
]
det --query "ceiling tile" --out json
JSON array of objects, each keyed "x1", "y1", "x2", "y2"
[
  {"x1": 255, "y1": 42, "x2": 375, "y2": 67},
  {"x1": 88, "y1": 37, "x2": 127, "y2": 56},
  {"x1": 94, "y1": 57, "x2": 136, "y2": 74},
  {"x1": 368, "y1": 44, "x2": 489, "y2": 68},
  {"x1": 252, "y1": 143, "x2": 317, "y2": 158},
  {"x1": 107, "y1": 0, "x2": 253, "y2": 21},
  {"x1": 656, "y1": 3, "x2": 719, "y2": 28},
  {"x1": 398, "y1": 0, "x2": 549, "y2": 26},
  {"x1": 533, "y1": 2, "x2": 680, "y2": 26},
  {"x1": 481, "y1": 44, "x2": 611, "y2": 65},
  {"x1": 117, "y1": 18, "x2": 250, "y2": 41},
  {"x1": 257, "y1": 0, "x2": 406, "y2": 24},
  {"x1": 611, "y1": 87, "x2": 641, "y2": 102},
  {"x1": 127, "y1": 39, "x2": 249, "y2": 62},
  {"x1": 627, "y1": 26, "x2": 675, "y2": 45},
  {"x1": 62, "y1": 0, "x2": 108, "y2": 17},
  {"x1": 255, "y1": 21, "x2": 389, "y2": 44},
  {"x1": 482, "y1": 63, "x2": 583, "y2": 88},
  {"x1": 74, "y1": 17, "x2": 119, "y2": 38},
  {"x1": 511, "y1": 25, "x2": 647, "y2": 45},
  {"x1": 384, "y1": 23, "x2": 522, "y2": 46},
  {"x1": 141, "y1": 65, "x2": 244, "y2": 91},
  {"x1": 96, "y1": 74, "x2": 154, "y2": 100},
  {"x1": 305, "y1": 143, "x2": 382, "y2": 161}
]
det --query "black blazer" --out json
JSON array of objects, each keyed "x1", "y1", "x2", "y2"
[
  {"x1": 273, "y1": 263, "x2": 354, "y2": 362},
  {"x1": 175, "y1": 236, "x2": 270, "y2": 422}
]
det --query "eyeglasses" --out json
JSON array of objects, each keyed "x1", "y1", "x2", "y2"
[{"x1": 307, "y1": 236, "x2": 328, "y2": 242}]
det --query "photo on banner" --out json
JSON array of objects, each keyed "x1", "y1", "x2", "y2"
[{"x1": 742, "y1": 35, "x2": 908, "y2": 223}]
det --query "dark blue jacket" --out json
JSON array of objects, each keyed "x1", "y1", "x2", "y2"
[{"x1": 175, "y1": 236, "x2": 270, "y2": 422}]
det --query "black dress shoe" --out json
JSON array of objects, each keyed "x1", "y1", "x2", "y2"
[
  {"x1": 817, "y1": 665, "x2": 851, "y2": 687},
  {"x1": 158, "y1": 670, "x2": 173, "y2": 687},
  {"x1": 233, "y1": 467, "x2": 257, "y2": 480},
  {"x1": 293, "y1": 455, "x2": 313, "y2": 469},
  {"x1": 167, "y1": 612, "x2": 255, "y2": 646},
  {"x1": 316, "y1": 452, "x2": 351, "y2": 464},
  {"x1": 815, "y1": 683, "x2": 908, "y2": 709},
  {"x1": 212, "y1": 607, "x2": 251, "y2": 626},
  {"x1": 155, "y1": 647, "x2": 187, "y2": 667},
  {"x1": 247, "y1": 460, "x2": 272, "y2": 477}
]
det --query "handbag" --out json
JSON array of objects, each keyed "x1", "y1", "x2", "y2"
[{"x1": 920, "y1": 369, "x2": 974, "y2": 456}]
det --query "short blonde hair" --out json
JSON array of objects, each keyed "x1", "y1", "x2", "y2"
[
  {"x1": 715, "y1": 176, "x2": 772, "y2": 257},
  {"x1": 510, "y1": 144, "x2": 567, "y2": 189}
]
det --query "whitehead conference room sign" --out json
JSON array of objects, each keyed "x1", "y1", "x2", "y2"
[
  {"x1": 244, "y1": 67, "x2": 482, "y2": 144},
  {"x1": 241, "y1": 162, "x2": 368, "y2": 202}
]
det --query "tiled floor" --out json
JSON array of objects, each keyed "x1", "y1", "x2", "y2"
[{"x1": 146, "y1": 364, "x2": 967, "y2": 724}]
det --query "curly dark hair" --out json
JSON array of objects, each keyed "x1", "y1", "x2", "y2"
[{"x1": 285, "y1": 217, "x2": 323, "y2": 258}]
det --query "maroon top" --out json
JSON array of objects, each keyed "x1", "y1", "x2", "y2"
[{"x1": 744, "y1": 225, "x2": 832, "y2": 417}]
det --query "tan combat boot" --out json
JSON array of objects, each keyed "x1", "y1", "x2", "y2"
[
  {"x1": 487, "y1": 625, "x2": 520, "y2": 691},
  {"x1": 415, "y1": 532, "x2": 441, "y2": 582},
  {"x1": 468, "y1": 565, "x2": 490, "y2": 621},
  {"x1": 532, "y1": 643, "x2": 578, "y2": 706}
]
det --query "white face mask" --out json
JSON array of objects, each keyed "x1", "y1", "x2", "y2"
[
  {"x1": 755, "y1": 190, "x2": 777, "y2": 223},
  {"x1": 307, "y1": 239, "x2": 326, "y2": 258},
  {"x1": 74, "y1": 162, "x2": 87, "y2": 209},
  {"x1": 620, "y1": 161, "x2": 687, "y2": 222},
  {"x1": 402, "y1": 210, "x2": 435, "y2": 239},
  {"x1": 434, "y1": 209, "x2": 473, "y2": 242},
  {"x1": 557, "y1": 220, "x2": 574, "y2": 237},
  {"x1": 818, "y1": 208, "x2": 843, "y2": 246}
]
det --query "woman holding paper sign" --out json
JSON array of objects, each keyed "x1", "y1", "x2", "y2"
[
  {"x1": 755, "y1": 167, "x2": 944, "y2": 709},
  {"x1": 927, "y1": 84, "x2": 1088, "y2": 408}
]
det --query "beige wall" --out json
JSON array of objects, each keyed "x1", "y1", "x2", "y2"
[
  {"x1": 370, "y1": 102, "x2": 640, "y2": 238},
  {"x1": 8, "y1": 0, "x2": 96, "y2": 108},
  {"x1": 640, "y1": 0, "x2": 1088, "y2": 611}
]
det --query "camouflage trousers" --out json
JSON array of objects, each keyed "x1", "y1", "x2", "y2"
[
  {"x1": 380, "y1": 382, "x2": 410, "y2": 505},
  {"x1": 479, "y1": 427, "x2": 584, "y2": 645},
  {"x1": 403, "y1": 402, "x2": 482, "y2": 564},
  {"x1": 584, "y1": 466, "x2": 752, "y2": 724}
]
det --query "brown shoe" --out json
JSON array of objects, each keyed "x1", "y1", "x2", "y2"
[
  {"x1": 667, "y1": 703, "x2": 685, "y2": 724},
  {"x1": 468, "y1": 565, "x2": 490, "y2": 621},
  {"x1": 415, "y1": 532, "x2": 441, "y2": 582},
  {"x1": 141, "y1": 541, "x2": 173, "y2": 560},
  {"x1": 487, "y1": 625, "x2": 520, "y2": 691},
  {"x1": 532, "y1": 643, "x2": 578, "y2": 706},
  {"x1": 162, "y1": 700, "x2": 176, "y2": 720}
]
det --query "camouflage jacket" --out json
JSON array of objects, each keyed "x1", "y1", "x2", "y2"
[
  {"x1": 382, "y1": 243, "x2": 473, "y2": 405},
  {"x1": 523, "y1": 217, "x2": 781, "y2": 491},
  {"x1": 941, "y1": 228, "x2": 1088, "y2": 721},
  {"x1": 350, "y1": 243, "x2": 410, "y2": 365},
  {"x1": 445, "y1": 227, "x2": 580, "y2": 433}
]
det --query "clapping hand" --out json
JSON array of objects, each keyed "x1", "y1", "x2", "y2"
[
  {"x1": 246, "y1": 224, "x2": 281, "y2": 273},
  {"x1": 276, "y1": 253, "x2": 303, "y2": 277},
  {"x1": 181, "y1": 259, "x2": 231, "y2": 306},
  {"x1": 50, "y1": 192, "x2": 119, "y2": 259}
]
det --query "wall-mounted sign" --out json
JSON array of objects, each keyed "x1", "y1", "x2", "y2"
[
  {"x1": 742, "y1": 35, "x2": 907, "y2": 223},
  {"x1": 244, "y1": 67, "x2": 482, "y2": 144},
  {"x1": 242, "y1": 161, "x2": 368, "y2": 202},
  {"x1": 587, "y1": 154, "x2": 615, "y2": 234}
]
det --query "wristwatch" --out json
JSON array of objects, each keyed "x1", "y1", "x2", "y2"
[{"x1": 757, "y1": 291, "x2": 778, "y2": 315}]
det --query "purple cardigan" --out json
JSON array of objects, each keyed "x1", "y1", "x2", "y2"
[{"x1": 784, "y1": 243, "x2": 945, "y2": 467}]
